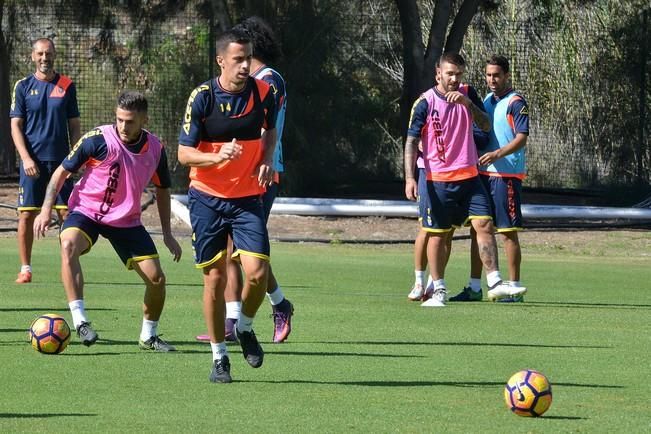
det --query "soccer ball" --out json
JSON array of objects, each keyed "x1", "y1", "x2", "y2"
[
  {"x1": 29, "y1": 313, "x2": 71, "y2": 354},
  {"x1": 504, "y1": 369, "x2": 552, "y2": 417}
]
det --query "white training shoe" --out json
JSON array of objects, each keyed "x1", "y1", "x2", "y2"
[
  {"x1": 408, "y1": 283, "x2": 424, "y2": 301},
  {"x1": 420, "y1": 289, "x2": 446, "y2": 307},
  {"x1": 487, "y1": 283, "x2": 527, "y2": 301}
]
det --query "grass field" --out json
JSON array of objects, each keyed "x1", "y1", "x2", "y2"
[{"x1": 0, "y1": 236, "x2": 649, "y2": 433}]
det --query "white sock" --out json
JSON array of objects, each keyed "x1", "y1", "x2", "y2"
[
  {"x1": 225, "y1": 301, "x2": 241, "y2": 320},
  {"x1": 68, "y1": 299, "x2": 89, "y2": 329},
  {"x1": 140, "y1": 319, "x2": 158, "y2": 342},
  {"x1": 469, "y1": 278, "x2": 482, "y2": 292},
  {"x1": 486, "y1": 271, "x2": 503, "y2": 288},
  {"x1": 21, "y1": 265, "x2": 32, "y2": 273},
  {"x1": 425, "y1": 274, "x2": 434, "y2": 289},
  {"x1": 510, "y1": 280, "x2": 522, "y2": 287},
  {"x1": 433, "y1": 279, "x2": 446, "y2": 290},
  {"x1": 210, "y1": 341, "x2": 228, "y2": 361},
  {"x1": 236, "y1": 313, "x2": 254, "y2": 333},
  {"x1": 414, "y1": 270, "x2": 424, "y2": 286},
  {"x1": 267, "y1": 286, "x2": 285, "y2": 306}
]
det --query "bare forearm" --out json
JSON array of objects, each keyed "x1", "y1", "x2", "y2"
[
  {"x1": 68, "y1": 117, "x2": 81, "y2": 147},
  {"x1": 155, "y1": 187, "x2": 173, "y2": 236},
  {"x1": 404, "y1": 136, "x2": 419, "y2": 180},
  {"x1": 469, "y1": 104, "x2": 490, "y2": 132},
  {"x1": 11, "y1": 119, "x2": 32, "y2": 161},
  {"x1": 177, "y1": 145, "x2": 222, "y2": 167},
  {"x1": 261, "y1": 129, "x2": 277, "y2": 164},
  {"x1": 42, "y1": 166, "x2": 70, "y2": 212}
]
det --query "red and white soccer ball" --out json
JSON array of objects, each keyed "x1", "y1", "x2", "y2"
[
  {"x1": 29, "y1": 313, "x2": 72, "y2": 354},
  {"x1": 504, "y1": 369, "x2": 552, "y2": 417}
]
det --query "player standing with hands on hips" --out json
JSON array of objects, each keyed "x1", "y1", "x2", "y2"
[
  {"x1": 178, "y1": 28, "x2": 277, "y2": 383},
  {"x1": 10, "y1": 37, "x2": 80, "y2": 284}
]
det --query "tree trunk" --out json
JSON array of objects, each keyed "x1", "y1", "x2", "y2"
[
  {"x1": 396, "y1": 0, "x2": 480, "y2": 139},
  {"x1": 0, "y1": 0, "x2": 15, "y2": 175}
]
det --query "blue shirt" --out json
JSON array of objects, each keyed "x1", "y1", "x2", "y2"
[
  {"x1": 178, "y1": 77, "x2": 277, "y2": 147},
  {"x1": 253, "y1": 66, "x2": 287, "y2": 173},
  {"x1": 64, "y1": 127, "x2": 171, "y2": 188},
  {"x1": 10, "y1": 73, "x2": 80, "y2": 162}
]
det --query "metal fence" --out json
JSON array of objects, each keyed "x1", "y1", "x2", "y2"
[{"x1": 2, "y1": 1, "x2": 649, "y2": 195}]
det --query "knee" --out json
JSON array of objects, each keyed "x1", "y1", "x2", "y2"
[
  {"x1": 60, "y1": 238, "x2": 79, "y2": 261},
  {"x1": 246, "y1": 264, "x2": 268, "y2": 288},
  {"x1": 149, "y1": 271, "x2": 166, "y2": 289}
]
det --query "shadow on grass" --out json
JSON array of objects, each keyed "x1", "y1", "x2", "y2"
[
  {"x1": 299, "y1": 340, "x2": 610, "y2": 349},
  {"x1": 0, "y1": 307, "x2": 115, "y2": 312},
  {"x1": 0, "y1": 413, "x2": 96, "y2": 419},
  {"x1": 541, "y1": 415, "x2": 586, "y2": 420},
  {"x1": 0, "y1": 328, "x2": 28, "y2": 333},
  {"x1": 515, "y1": 301, "x2": 651, "y2": 310},
  {"x1": 242, "y1": 379, "x2": 622, "y2": 389}
]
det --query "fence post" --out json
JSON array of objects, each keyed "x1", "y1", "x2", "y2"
[{"x1": 638, "y1": 8, "x2": 648, "y2": 183}]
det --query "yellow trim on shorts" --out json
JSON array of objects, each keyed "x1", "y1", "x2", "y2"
[
  {"x1": 17, "y1": 206, "x2": 40, "y2": 211},
  {"x1": 53, "y1": 205, "x2": 68, "y2": 210},
  {"x1": 60, "y1": 227, "x2": 94, "y2": 255},
  {"x1": 126, "y1": 254, "x2": 160, "y2": 270},
  {"x1": 467, "y1": 215, "x2": 493, "y2": 221},
  {"x1": 496, "y1": 227, "x2": 524, "y2": 233},
  {"x1": 195, "y1": 249, "x2": 227, "y2": 269},
  {"x1": 234, "y1": 249, "x2": 270, "y2": 262},
  {"x1": 421, "y1": 227, "x2": 453, "y2": 234}
]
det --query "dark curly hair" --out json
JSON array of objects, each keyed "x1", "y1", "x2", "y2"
[{"x1": 233, "y1": 16, "x2": 282, "y2": 64}]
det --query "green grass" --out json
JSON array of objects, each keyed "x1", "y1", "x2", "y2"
[{"x1": 0, "y1": 236, "x2": 649, "y2": 433}]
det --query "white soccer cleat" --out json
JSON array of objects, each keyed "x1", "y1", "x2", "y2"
[
  {"x1": 408, "y1": 283, "x2": 424, "y2": 301},
  {"x1": 420, "y1": 289, "x2": 446, "y2": 307},
  {"x1": 487, "y1": 283, "x2": 527, "y2": 301}
]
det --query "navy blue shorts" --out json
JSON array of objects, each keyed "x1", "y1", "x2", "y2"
[
  {"x1": 417, "y1": 168, "x2": 434, "y2": 229},
  {"x1": 262, "y1": 182, "x2": 279, "y2": 223},
  {"x1": 481, "y1": 175, "x2": 523, "y2": 232},
  {"x1": 60, "y1": 211, "x2": 159, "y2": 270},
  {"x1": 18, "y1": 161, "x2": 72, "y2": 211},
  {"x1": 425, "y1": 176, "x2": 493, "y2": 231},
  {"x1": 188, "y1": 188, "x2": 270, "y2": 268}
]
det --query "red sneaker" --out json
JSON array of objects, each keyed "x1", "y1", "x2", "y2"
[{"x1": 15, "y1": 271, "x2": 32, "y2": 283}]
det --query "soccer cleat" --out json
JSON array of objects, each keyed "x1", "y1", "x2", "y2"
[
  {"x1": 421, "y1": 285, "x2": 435, "y2": 301},
  {"x1": 236, "y1": 328, "x2": 264, "y2": 368},
  {"x1": 449, "y1": 286, "x2": 483, "y2": 302},
  {"x1": 497, "y1": 294, "x2": 525, "y2": 303},
  {"x1": 407, "y1": 283, "x2": 424, "y2": 301},
  {"x1": 209, "y1": 356, "x2": 232, "y2": 383},
  {"x1": 271, "y1": 300, "x2": 294, "y2": 343},
  {"x1": 420, "y1": 288, "x2": 446, "y2": 307},
  {"x1": 487, "y1": 282, "x2": 527, "y2": 301},
  {"x1": 15, "y1": 271, "x2": 32, "y2": 284},
  {"x1": 76, "y1": 322, "x2": 98, "y2": 346},
  {"x1": 138, "y1": 335, "x2": 176, "y2": 352},
  {"x1": 225, "y1": 318, "x2": 238, "y2": 342}
]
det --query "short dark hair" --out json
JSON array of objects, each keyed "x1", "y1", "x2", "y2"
[
  {"x1": 215, "y1": 28, "x2": 251, "y2": 56},
  {"x1": 32, "y1": 37, "x2": 55, "y2": 52},
  {"x1": 437, "y1": 52, "x2": 466, "y2": 68},
  {"x1": 486, "y1": 55, "x2": 510, "y2": 73},
  {"x1": 117, "y1": 90, "x2": 148, "y2": 113},
  {"x1": 233, "y1": 16, "x2": 282, "y2": 64}
]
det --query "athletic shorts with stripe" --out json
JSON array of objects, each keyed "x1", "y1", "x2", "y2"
[
  {"x1": 18, "y1": 160, "x2": 72, "y2": 211},
  {"x1": 480, "y1": 174, "x2": 523, "y2": 232},
  {"x1": 188, "y1": 187, "x2": 270, "y2": 268},
  {"x1": 60, "y1": 211, "x2": 159, "y2": 270},
  {"x1": 417, "y1": 168, "x2": 434, "y2": 228},
  {"x1": 424, "y1": 175, "x2": 493, "y2": 232}
]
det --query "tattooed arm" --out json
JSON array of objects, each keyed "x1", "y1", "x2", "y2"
[{"x1": 33, "y1": 165, "x2": 71, "y2": 239}]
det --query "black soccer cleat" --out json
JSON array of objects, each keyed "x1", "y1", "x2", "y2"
[
  {"x1": 236, "y1": 328, "x2": 264, "y2": 368},
  {"x1": 209, "y1": 356, "x2": 232, "y2": 383}
]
